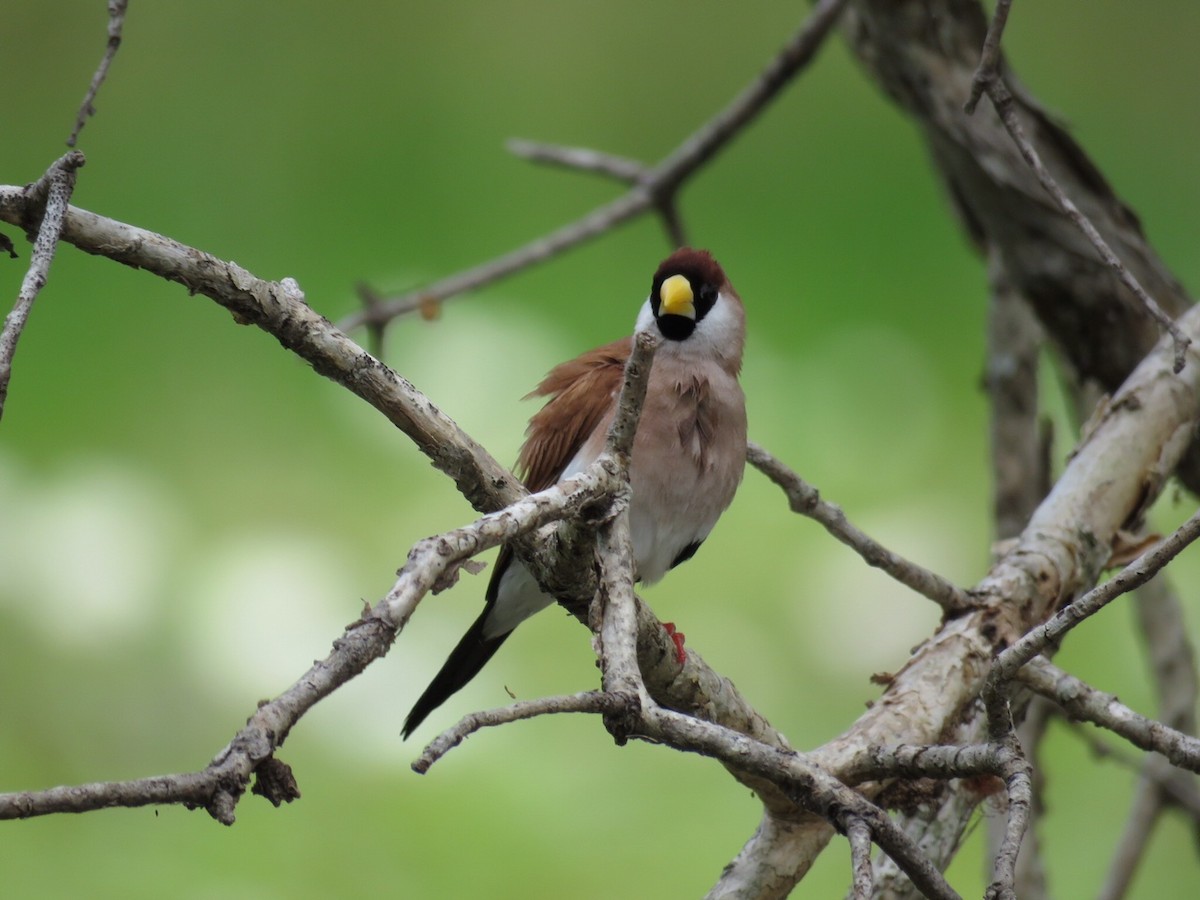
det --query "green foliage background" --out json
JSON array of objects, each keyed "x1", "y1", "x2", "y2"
[{"x1": 2, "y1": 3, "x2": 1199, "y2": 897}]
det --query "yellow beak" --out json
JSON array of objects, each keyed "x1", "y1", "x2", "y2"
[{"x1": 659, "y1": 274, "x2": 696, "y2": 318}]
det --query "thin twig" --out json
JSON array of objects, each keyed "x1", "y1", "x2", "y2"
[
  {"x1": 413, "y1": 691, "x2": 619, "y2": 773},
  {"x1": 605, "y1": 331, "x2": 660, "y2": 462},
  {"x1": 0, "y1": 192, "x2": 525, "y2": 515},
  {"x1": 506, "y1": 139, "x2": 647, "y2": 184},
  {"x1": 642, "y1": 708, "x2": 964, "y2": 900},
  {"x1": 0, "y1": 766, "x2": 260, "y2": 822},
  {"x1": 67, "y1": 0, "x2": 129, "y2": 147},
  {"x1": 0, "y1": 151, "x2": 86, "y2": 422},
  {"x1": 594, "y1": 503, "x2": 644, "y2": 740},
  {"x1": 987, "y1": 509, "x2": 1200, "y2": 728},
  {"x1": 381, "y1": 465, "x2": 621, "y2": 627},
  {"x1": 0, "y1": 187, "x2": 804, "y2": 831},
  {"x1": 339, "y1": 0, "x2": 850, "y2": 331},
  {"x1": 746, "y1": 442, "x2": 973, "y2": 614},
  {"x1": 840, "y1": 741, "x2": 1013, "y2": 786},
  {"x1": 964, "y1": 0, "x2": 1188, "y2": 368},
  {"x1": 964, "y1": 0, "x2": 1013, "y2": 115},
  {"x1": 593, "y1": 335, "x2": 657, "y2": 733},
  {"x1": 985, "y1": 736, "x2": 1034, "y2": 900},
  {"x1": 507, "y1": 140, "x2": 690, "y2": 246},
  {"x1": 975, "y1": 75, "x2": 1190, "y2": 372},
  {"x1": 1018, "y1": 657, "x2": 1200, "y2": 773},
  {"x1": 0, "y1": 461, "x2": 621, "y2": 821},
  {"x1": 846, "y1": 817, "x2": 874, "y2": 900}
]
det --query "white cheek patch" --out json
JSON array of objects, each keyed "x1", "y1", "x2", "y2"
[
  {"x1": 634, "y1": 298, "x2": 655, "y2": 334},
  {"x1": 688, "y1": 290, "x2": 741, "y2": 353}
]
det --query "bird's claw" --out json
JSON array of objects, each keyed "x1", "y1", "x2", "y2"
[{"x1": 663, "y1": 621, "x2": 687, "y2": 665}]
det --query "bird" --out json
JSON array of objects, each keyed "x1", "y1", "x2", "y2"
[{"x1": 402, "y1": 247, "x2": 747, "y2": 738}]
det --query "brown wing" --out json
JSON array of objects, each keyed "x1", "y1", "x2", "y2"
[{"x1": 516, "y1": 336, "x2": 631, "y2": 492}]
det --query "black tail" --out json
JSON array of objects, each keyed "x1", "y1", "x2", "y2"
[{"x1": 402, "y1": 609, "x2": 512, "y2": 739}]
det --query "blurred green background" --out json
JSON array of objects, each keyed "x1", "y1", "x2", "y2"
[{"x1": 2, "y1": 2, "x2": 1199, "y2": 897}]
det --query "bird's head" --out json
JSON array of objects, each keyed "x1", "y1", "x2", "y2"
[{"x1": 638, "y1": 247, "x2": 745, "y2": 372}]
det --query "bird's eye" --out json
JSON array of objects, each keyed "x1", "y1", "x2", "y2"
[{"x1": 696, "y1": 284, "x2": 718, "y2": 316}]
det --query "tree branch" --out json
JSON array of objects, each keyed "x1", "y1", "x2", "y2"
[
  {"x1": 0, "y1": 191, "x2": 804, "y2": 844},
  {"x1": 846, "y1": 817, "x2": 873, "y2": 899},
  {"x1": 0, "y1": 189, "x2": 524, "y2": 514},
  {"x1": 67, "y1": 0, "x2": 129, "y2": 147},
  {"x1": 506, "y1": 139, "x2": 647, "y2": 184},
  {"x1": 0, "y1": 151, "x2": 86, "y2": 422},
  {"x1": 1018, "y1": 658, "x2": 1200, "y2": 773},
  {"x1": 964, "y1": 0, "x2": 1187, "y2": 372},
  {"x1": 986, "y1": 508, "x2": 1200, "y2": 730},
  {"x1": 412, "y1": 691, "x2": 620, "y2": 773},
  {"x1": 975, "y1": 75, "x2": 1189, "y2": 372},
  {"x1": 747, "y1": 442, "x2": 972, "y2": 614},
  {"x1": 0, "y1": 458, "x2": 625, "y2": 822},
  {"x1": 963, "y1": 0, "x2": 1012, "y2": 115},
  {"x1": 843, "y1": 0, "x2": 1200, "y2": 493},
  {"x1": 339, "y1": 0, "x2": 850, "y2": 331}
]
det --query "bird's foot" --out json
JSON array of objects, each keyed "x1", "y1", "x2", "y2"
[{"x1": 662, "y1": 622, "x2": 687, "y2": 665}]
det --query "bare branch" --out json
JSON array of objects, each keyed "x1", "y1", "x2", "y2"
[
  {"x1": 381, "y1": 465, "x2": 621, "y2": 628},
  {"x1": 0, "y1": 457, "x2": 620, "y2": 822},
  {"x1": 67, "y1": 0, "x2": 129, "y2": 147},
  {"x1": 992, "y1": 697, "x2": 1052, "y2": 900},
  {"x1": 846, "y1": 817, "x2": 873, "y2": 900},
  {"x1": 840, "y1": 742, "x2": 1011, "y2": 785},
  {"x1": 844, "y1": 0, "x2": 1200, "y2": 492},
  {"x1": 592, "y1": 335, "x2": 659, "y2": 733},
  {"x1": 746, "y1": 442, "x2": 972, "y2": 614},
  {"x1": 639, "y1": 709, "x2": 963, "y2": 900},
  {"x1": 962, "y1": 0, "x2": 1173, "y2": 388},
  {"x1": 867, "y1": 782, "x2": 980, "y2": 900},
  {"x1": 794, "y1": 299, "x2": 1200, "y2": 894},
  {"x1": 975, "y1": 75, "x2": 1190, "y2": 372},
  {"x1": 0, "y1": 151, "x2": 86, "y2": 422},
  {"x1": 0, "y1": 768, "x2": 248, "y2": 822},
  {"x1": 0, "y1": 190, "x2": 524, "y2": 515},
  {"x1": 413, "y1": 692, "x2": 619, "y2": 773},
  {"x1": 1018, "y1": 657, "x2": 1200, "y2": 773},
  {"x1": 0, "y1": 190, "x2": 805, "y2": 832},
  {"x1": 964, "y1": 0, "x2": 1012, "y2": 114},
  {"x1": 642, "y1": 0, "x2": 848, "y2": 193},
  {"x1": 986, "y1": 736, "x2": 1034, "y2": 900},
  {"x1": 987, "y1": 509, "x2": 1200, "y2": 726},
  {"x1": 0, "y1": 607, "x2": 393, "y2": 824},
  {"x1": 605, "y1": 331, "x2": 660, "y2": 461},
  {"x1": 340, "y1": 0, "x2": 849, "y2": 331},
  {"x1": 594, "y1": 502, "x2": 644, "y2": 740},
  {"x1": 506, "y1": 139, "x2": 646, "y2": 184}
]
